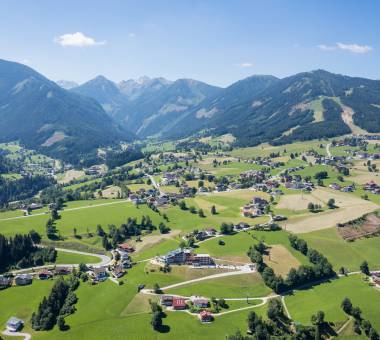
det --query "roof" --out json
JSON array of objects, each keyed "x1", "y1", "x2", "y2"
[
  {"x1": 199, "y1": 310, "x2": 212, "y2": 317},
  {"x1": 7, "y1": 317, "x2": 23, "y2": 326},
  {"x1": 118, "y1": 243, "x2": 134, "y2": 250},
  {"x1": 172, "y1": 298, "x2": 186, "y2": 307}
]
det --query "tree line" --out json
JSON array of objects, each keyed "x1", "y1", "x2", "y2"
[
  {"x1": 0, "y1": 231, "x2": 56, "y2": 273},
  {"x1": 31, "y1": 273, "x2": 80, "y2": 331}
]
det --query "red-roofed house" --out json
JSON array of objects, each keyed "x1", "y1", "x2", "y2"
[
  {"x1": 172, "y1": 297, "x2": 187, "y2": 310},
  {"x1": 199, "y1": 310, "x2": 213, "y2": 322},
  {"x1": 117, "y1": 243, "x2": 135, "y2": 253}
]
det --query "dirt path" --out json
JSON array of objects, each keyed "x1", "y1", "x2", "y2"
[{"x1": 341, "y1": 104, "x2": 367, "y2": 135}]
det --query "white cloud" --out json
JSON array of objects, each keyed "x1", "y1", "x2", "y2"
[
  {"x1": 317, "y1": 44, "x2": 336, "y2": 51},
  {"x1": 317, "y1": 42, "x2": 372, "y2": 54},
  {"x1": 129, "y1": 32, "x2": 136, "y2": 38},
  {"x1": 235, "y1": 62, "x2": 253, "y2": 68},
  {"x1": 54, "y1": 32, "x2": 106, "y2": 47},
  {"x1": 336, "y1": 42, "x2": 372, "y2": 54}
]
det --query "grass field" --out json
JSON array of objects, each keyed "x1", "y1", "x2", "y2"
[
  {"x1": 166, "y1": 272, "x2": 271, "y2": 298},
  {"x1": 55, "y1": 250, "x2": 101, "y2": 264},
  {"x1": 285, "y1": 275, "x2": 380, "y2": 330},
  {"x1": 302, "y1": 227, "x2": 380, "y2": 271}
]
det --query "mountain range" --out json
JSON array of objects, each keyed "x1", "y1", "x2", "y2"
[
  {"x1": 68, "y1": 70, "x2": 380, "y2": 147},
  {"x1": 2, "y1": 58, "x2": 380, "y2": 164},
  {"x1": 0, "y1": 59, "x2": 131, "y2": 164}
]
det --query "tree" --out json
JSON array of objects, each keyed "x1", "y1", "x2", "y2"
[
  {"x1": 327, "y1": 198, "x2": 335, "y2": 209},
  {"x1": 57, "y1": 316, "x2": 66, "y2": 331},
  {"x1": 151, "y1": 311, "x2": 162, "y2": 330},
  {"x1": 96, "y1": 224, "x2": 105, "y2": 237},
  {"x1": 198, "y1": 180, "x2": 204, "y2": 188},
  {"x1": 153, "y1": 283, "x2": 161, "y2": 294},
  {"x1": 198, "y1": 209, "x2": 205, "y2": 218},
  {"x1": 369, "y1": 328, "x2": 379, "y2": 340},
  {"x1": 46, "y1": 219, "x2": 57, "y2": 239},
  {"x1": 308, "y1": 202, "x2": 315, "y2": 212},
  {"x1": 179, "y1": 201, "x2": 187, "y2": 210},
  {"x1": 189, "y1": 206, "x2": 197, "y2": 214},
  {"x1": 29, "y1": 230, "x2": 41, "y2": 244},
  {"x1": 360, "y1": 261, "x2": 370, "y2": 276},
  {"x1": 267, "y1": 299, "x2": 284, "y2": 320},
  {"x1": 211, "y1": 205, "x2": 217, "y2": 215},
  {"x1": 341, "y1": 297, "x2": 353, "y2": 315}
]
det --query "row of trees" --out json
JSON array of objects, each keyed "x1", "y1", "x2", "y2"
[
  {"x1": 248, "y1": 236, "x2": 334, "y2": 294},
  {"x1": 0, "y1": 231, "x2": 56, "y2": 273},
  {"x1": 31, "y1": 274, "x2": 80, "y2": 331},
  {"x1": 342, "y1": 298, "x2": 379, "y2": 339}
]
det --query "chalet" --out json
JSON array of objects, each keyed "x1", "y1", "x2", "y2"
[
  {"x1": 6, "y1": 317, "x2": 23, "y2": 332},
  {"x1": 122, "y1": 260, "x2": 132, "y2": 269},
  {"x1": 118, "y1": 243, "x2": 135, "y2": 253},
  {"x1": 160, "y1": 295, "x2": 174, "y2": 306},
  {"x1": 199, "y1": 310, "x2": 213, "y2": 323},
  {"x1": 0, "y1": 275, "x2": 12, "y2": 288},
  {"x1": 191, "y1": 297, "x2": 209, "y2": 308},
  {"x1": 93, "y1": 266, "x2": 107, "y2": 281},
  {"x1": 14, "y1": 274, "x2": 32, "y2": 286},
  {"x1": 112, "y1": 264, "x2": 125, "y2": 278},
  {"x1": 38, "y1": 270, "x2": 53, "y2": 280},
  {"x1": 341, "y1": 185, "x2": 354, "y2": 192},
  {"x1": 329, "y1": 183, "x2": 342, "y2": 191},
  {"x1": 172, "y1": 297, "x2": 187, "y2": 310},
  {"x1": 234, "y1": 222, "x2": 250, "y2": 231},
  {"x1": 161, "y1": 173, "x2": 178, "y2": 186}
]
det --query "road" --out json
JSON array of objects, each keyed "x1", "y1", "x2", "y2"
[
  {"x1": 10, "y1": 248, "x2": 112, "y2": 274},
  {"x1": 326, "y1": 142, "x2": 332, "y2": 157},
  {"x1": 0, "y1": 199, "x2": 130, "y2": 222},
  {"x1": 147, "y1": 174, "x2": 162, "y2": 195},
  {"x1": 2, "y1": 330, "x2": 31, "y2": 340}
]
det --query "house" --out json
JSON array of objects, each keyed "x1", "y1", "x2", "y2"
[
  {"x1": 191, "y1": 297, "x2": 209, "y2": 308},
  {"x1": 0, "y1": 275, "x2": 12, "y2": 288},
  {"x1": 38, "y1": 270, "x2": 53, "y2": 280},
  {"x1": 172, "y1": 297, "x2": 187, "y2": 310},
  {"x1": 118, "y1": 243, "x2": 135, "y2": 253},
  {"x1": 93, "y1": 266, "x2": 107, "y2": 281},
  {"x1": 14, "y1": 274, "x2": 32, "y2": 286},
  {"x1": 273, "y1": 215, "x2": 287, "y2": 221},
  {"x1": 6, "y1": 317, "x2": 23, "y2": 332},
  {"x1": 199, "y1": 310, "x2": 213, "y2": 323},
  {"x1": 160, "y1": 295, "x2": 174, "y2": 306},
  {"x1": 55, "y1": 267, "x2": 70, "y2": 275},
  {"x1": 112, "y1": 264, "x2": 125, "y2": 278},
  {"x1": 329, "y1": 183, "x2": 342, "y2": 191},
  {"x1": 341, "y1": 185, "x2": 354, "y2": 192},
  {"x1": 190, "y1": 254, "x2": 214, "y2": 267}
]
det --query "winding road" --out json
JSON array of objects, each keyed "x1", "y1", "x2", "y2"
[{"x1": 2, "y1": 329, "x2": 31, "y2": 340}]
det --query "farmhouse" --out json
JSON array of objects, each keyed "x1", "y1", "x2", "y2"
[
  {"x1": 112, "y1": 264, "x2": 125, "y2": 278},
  {"x1": 0, "y1": 275, "x2": 12, "y2": 288},
  {"x1": 93, "y1": 266, "x2": 107, "y2": 281},
  {"x1": 14, "y1": 274, "x2": 32, "y2": 286},
  {"x1": 172, "y1": 297, "x2": 187, "y2": 310},
  {"x1": 38, "y1": 270, "x2": 53, "y2": 280},
  {"x1": 160, "y1": 295, "x2": 174, "y2": 306},
  {"x1": 199, "y1": 310, "x2": 213, "y2": 323},
  {"x1": 117, "y1": 243, "x2": 135, "y2": 253},
  {"x1": 6, "y1": 317, "x2": 23, "y2": 332},
  {"x1": 191, "y1": 296, "x2": 209, "y2": 308}
]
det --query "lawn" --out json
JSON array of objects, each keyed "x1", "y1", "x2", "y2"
[
  {"x1": 285, "y1": 274, "x2": 380, "y2": 330},
  {"x1": 55, "y1": 250, "x2": 101, "y2": 264},
  {"x1": 196, "y1": 230, "x2": 309, "y2": 266},
  {"x1": 302, "y1": 227, "x2": 380, "y2": 271},
  {"x1": 166, "y1": 272, "x2": 271, "y2": 298}
]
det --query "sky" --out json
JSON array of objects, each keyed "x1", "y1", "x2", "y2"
[{"x1": 1, "y1": 0, "x2": 379, "y2": 87}]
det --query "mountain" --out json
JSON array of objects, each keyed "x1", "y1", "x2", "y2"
[
  {"x1": 168, "y1": 70, "x2": 380, "y2": 146},
  {"x1": 71, "y1": 76, "x2": 222, "y2": 137},
  {"x1": 121, "y1": 78, "x2": 222, "y2": 137},
  {"x1": 56, "y1": 80, "x2": 79, "y2": 90},
  {"x1": 71, "y1": 75, "x2": 128, "y2": 117},
  {"x1": 0, "y1": 59, "x2": 131, "y2": 164}
]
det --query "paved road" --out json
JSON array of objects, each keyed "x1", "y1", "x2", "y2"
[
  {"x1": 2, "y1": 329, "x2": 31, "y2": 340},
  {"x1": 0, "y1": 199, "x2": 130, "y2": 222},
  {"x1": 10, "y1": 248, "x2": 112, "y2": 274}
]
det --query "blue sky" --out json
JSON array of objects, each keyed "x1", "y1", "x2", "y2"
[{"x1": 1, "y1": 0, "x2": 379, "y2": 86}]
